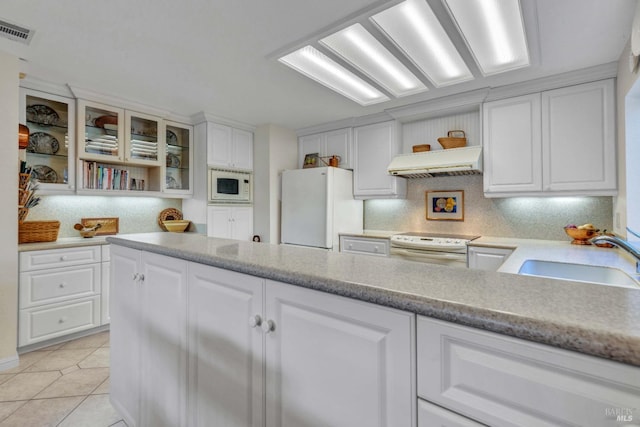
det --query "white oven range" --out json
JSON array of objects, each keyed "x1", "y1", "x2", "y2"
[{"x1": 389, "y1": 232, "x2": 480, "y2": 268}]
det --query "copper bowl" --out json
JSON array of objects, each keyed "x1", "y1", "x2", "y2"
[
  {"x1": 564, "y1": 227, "x2": 598, "y2": 245},
  {"x1": 19, "y1": 124, "x2": 29, "y2": 149}
]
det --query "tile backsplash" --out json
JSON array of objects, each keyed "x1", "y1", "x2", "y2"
[
  {"x1": 25, "y1": 196, "x2": 182, "y2": 238},
  {"x1": 364, "y1": 175, "x2": 613, "y2": 240}
]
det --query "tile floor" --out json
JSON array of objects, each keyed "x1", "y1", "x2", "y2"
[{"x1": 0, "y1": 331, "x2": 127, "y2": 427}]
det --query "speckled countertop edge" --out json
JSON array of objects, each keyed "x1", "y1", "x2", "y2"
[{"x1": 107, "y1": 232, "x2": 640, "y2": 367}]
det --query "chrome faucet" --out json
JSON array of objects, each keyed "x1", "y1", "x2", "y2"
[{"x1": 589, "y1": 235, "x2": 640, "y2": 273}]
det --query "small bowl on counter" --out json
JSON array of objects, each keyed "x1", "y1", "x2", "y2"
[
  {"x1": 162, "y1": 219, "x2": 191, "y2": 233},
  {"x1": 564, "y1": 226, "x2": 598, "y2": 245}
]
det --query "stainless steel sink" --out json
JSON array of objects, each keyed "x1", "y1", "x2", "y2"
[{"x1": 518, "y1": 259, "x2": 640, "y2": 289}]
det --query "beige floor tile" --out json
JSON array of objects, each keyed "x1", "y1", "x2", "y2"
[
  {"x1": 78, "y1": 348, "x2": 110, "y2": 369},
  {"x1": 60, "y1": 332, "x2": 110, "y2": 350},
  {"x1": 0, "y1": 396, "x2": 82, "y2": 427},
  {"x1": 2, "y1": 351, "x2": 52, "y2": 375},
  {"x1": 58, "y1": 394, "x2": 121, "y2": 427},
  {"x1": 0, "y1": 401, "x2": 26, "y2": 423},
  {"x1": 24, "y1": 349, "x2": 94, "y2": 373},
  {"x1": 0, "y1": 371, "x2": 61, "y2": 402},
  {"x1": 0, "y1": 376, "x2": 13, "y2": 387},
  {"x1": 92, "y1": 377, "x2": 110, "y2": 395},
  {"x1": 35, "y1": 368, "x2": 109, "y2": 399}
]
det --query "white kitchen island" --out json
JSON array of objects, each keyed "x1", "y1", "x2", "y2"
[{"x1": 107, "y1": 232, "x2": 640, "y2": 427}]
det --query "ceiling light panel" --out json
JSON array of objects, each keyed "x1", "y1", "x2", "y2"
[
  {"x1": 279, "y1": 46, "x2": 389, "y2": 106},
  {"x1": 320, "y1": 23, "x2": 427, "y2": 98},
  {"x1": 444, "y1": 0, "x2": 530, "y2": 75},
  {"x1": 370, "y1": 0, "x2": 473, "y2": 87}
]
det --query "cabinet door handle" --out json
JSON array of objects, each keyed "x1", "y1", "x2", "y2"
[
  {"x1": 249, "y1": 315, "x2": 262, "y2": 328},
  {"x1": 261, "y1": 319, "x2": 275, "y2": 334}
]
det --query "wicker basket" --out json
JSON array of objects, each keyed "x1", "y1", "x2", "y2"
[
  {"x1": 19, "y1": 173, "x2": 31, "y2": 190},
  {"x1": 18, "y1": 220, "x2": 60, "y2": 244},
  {"x1": 19, "y1": 189, "x2": 30, "y2": 206},
  {"x1": 437, "y1": 130, "x2": 467, "y2": 149},
  {"x1": 18, "y1": 207, "x2": 29, "y2": 224}
]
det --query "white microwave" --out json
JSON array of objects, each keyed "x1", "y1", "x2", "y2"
[{"x1": 208, "y1": 168, "x2": 252, "y2": 204}]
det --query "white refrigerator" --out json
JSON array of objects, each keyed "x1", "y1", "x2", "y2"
[{"x1": 281, "y1": 167, "x2": 363, "y2": 250}]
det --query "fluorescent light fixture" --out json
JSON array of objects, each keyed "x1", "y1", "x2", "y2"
[
  {"x1": 371, "y1": 0, "x2": 473, "y2": 87},
  {"x1": 279, "y1": 45, "x2": 389, "y2": 106},
  {"x1": 320, "y1": 23, "x2": 427, "y2": 98},
  {"x1": 444, "y1": 0, "x2": 530, "y2": 75}
]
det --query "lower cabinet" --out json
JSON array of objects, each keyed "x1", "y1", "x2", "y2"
[
  {"x1": 110, "y1": 245, "x2": 188, "y2": 427},
  {"x1": 111, "y1": 246, "x2": 415, "y2": 427},
  {"x1": 466, "y1": 245, "x2": 513, "y2": 271},
  {"x1": 417, "y1": 316, "x2": 640, "y2": 427},
  {"x1": 18, "y1": 245, "x2": 108, "y2": 347},
  {"x1": 207, "y1": 205, "x2": 254, "y2": 241}
]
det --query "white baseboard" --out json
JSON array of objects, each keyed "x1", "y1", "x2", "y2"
[{"x1": 0, "y1": 352, "x2": 19, "y2": 372}]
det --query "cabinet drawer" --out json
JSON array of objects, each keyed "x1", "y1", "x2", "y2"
[
  {"x1": 340, "y1": 236, "x2": 390, "y2": 256},
  {"x1": 20, "y1": 246, "x2": 101, "y2": 271},
  {"x1": 417, "y1": 316, "x2": 640, "y2": 427},
  {"x1": 19, "y1": 296, "x2": 101, "y2": 346},
  {"x1": 20, "y1": 264, "x2": 101, "y2": 309},
  {"x1": 418, "y1": 399, "x2": 485, "y2": 427}
]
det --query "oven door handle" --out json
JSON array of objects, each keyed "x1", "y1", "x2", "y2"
[{"x1": 390, "y1": 247, "x2": 465, "y2": 260}]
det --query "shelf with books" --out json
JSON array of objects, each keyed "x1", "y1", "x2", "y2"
[{"x1": 79, "y1": 160, "x2": 161, "y2": 193}]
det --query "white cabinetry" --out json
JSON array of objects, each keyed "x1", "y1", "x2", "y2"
[
  {"x1": 110, "y1": 245, "x2": 188, "y2": 427},
  {"x1": 207, "y1": 205, "x2": 253, "y2": 241},
  {"x1": 111, "y1": 249, "x2": 415, "y2": 427},
  {"x1": 483, "y1": 79, "x2": 616, "y2": 197},
  {"x1": 19, "y1": 88, "x2": 76, "y2": 192},
  {"x1": 467, "y1": 245, "x2": 513, "y2": 271},
  {"x1": 542, "y1": 79, "x2": 616, "y2": 193},
  {"x1": 353, "y1": 120, "x2": 406, "y2": 199},
  {"x1": 18, "y1": 246, "x2": 104, "y2": 347},
  {"x1": 339, "y1": 235, "x2": 390, "y2": 257},
  {"x1": 298, "y1": 127, "x2": 352, "y2": 169},
  {"x1": 207, "y1": 123, "x2": 253, "y2": 170},
  {"x1": 483, "y1": 93, "x2": 542, "y2": 194},
  {"x1": 417, "y1": 316, "x2": 640, "y2": 427}
]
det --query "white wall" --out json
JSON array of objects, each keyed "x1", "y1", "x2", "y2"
[
  {"x1": 0, "y1": 50, "x2": 19, "y2": 370},
  {"x1": 253, "y1": 124, "x2": 297, "y2": 243}
]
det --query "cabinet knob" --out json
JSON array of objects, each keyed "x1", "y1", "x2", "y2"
[
  {"x1": 58, "y1": 317, "x2": 67, "y2": 324},
  {"x1": 348, "y1": 244, "x2": 353, "y2": 249},
  {"x1": 60, "y1": 255, "x2": 68, "y2": 261},
  {"x1": 59, "y1": 283, "x2": 65, "y2": 289},
  {"x1": 138, "y1": 274, "x2": 145, "y2": 282},
  {"x1": 132, "y1": 273, "x2": 139, "y2": 281},
  {"x1": 261, "y1": 319, "x2": 275, "y2": 334},
  {"x1": 249, "y1": 315, "x2": 262, "y2": 328},
  {"x1": 373, "y1": 246, "x2": 379, "y2": 252}
]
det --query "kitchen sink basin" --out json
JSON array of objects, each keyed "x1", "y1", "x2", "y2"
[{"x1": 518, "y1": 259, "x2": 639, "y2": 289}]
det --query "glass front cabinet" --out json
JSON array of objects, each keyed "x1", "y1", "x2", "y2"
[
  {"x1": 164, "y1": 121, "x2": 193, "y2": 195},
  {"x1": 19, "y1": 88, "x2": 76, "y2": 192}
]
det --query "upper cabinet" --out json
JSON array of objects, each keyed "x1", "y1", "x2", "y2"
[
  {"x1": 164, "y1": 121, "x2": 193, "y2": 195},
  {"x1": 207, "y1": 123, "x2": 253, "y2": 170},
  {"x1": 298, "y1": 127, "x2": 353, "y2": 169},
  {"x1": 483, "y1": 79, "x2": 616, "y2": 197},
  {"x1": 74, "y1": 98, "x2": 193, "y2": 196},
  {"x1": 19, "y1": 88, "x2": 76, "y2": 192},
  {"x1": 353, "y1": 120, "x2": 407, "y2": 199}
]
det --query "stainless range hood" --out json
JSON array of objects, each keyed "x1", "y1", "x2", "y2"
[{"x1": 387, "y1": 146, "x2": 482, "y2": 178}]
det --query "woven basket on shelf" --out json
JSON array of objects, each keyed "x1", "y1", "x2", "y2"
[
  {"x1": 18, "y1": 220, "x2": 60, "y2": 244},
  {"x1": 437, "y1": 130, "x2": 467, "y2": 149},
  {"x1": 19, "y1": 189, "x2": 30, "y2": 206},
  {"x1": 18, "y1": 207, "x2": 29, "y2": 224},
  {"x1": 19, "y1": 173, "x2": 30, "y2": 190}
]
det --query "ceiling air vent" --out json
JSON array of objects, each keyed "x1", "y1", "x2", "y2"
[{"x1": 0, "y1": 19, "x2": 34, "y2": 45}]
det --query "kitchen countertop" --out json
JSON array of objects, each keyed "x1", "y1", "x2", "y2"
[
  {"x1": 19, "y1": 236, "x2": 110, "y2": 251},
  {"x1": 106, "y1": 232, "x2": 640, "y2": 366}
]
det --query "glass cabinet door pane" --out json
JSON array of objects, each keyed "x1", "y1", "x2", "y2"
[
  {"x1": 129, "y1": 115, "x2": 159, "y2": 163},
  {"x1": 84, "y1": 105, "x2": 120, "y2": 159},
  {"x1": 25, "y1": 94, "x2": 71, "y2": 185},
  {"x1": 165, "y1": 124, "x2": 191, "y2": 191}
]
